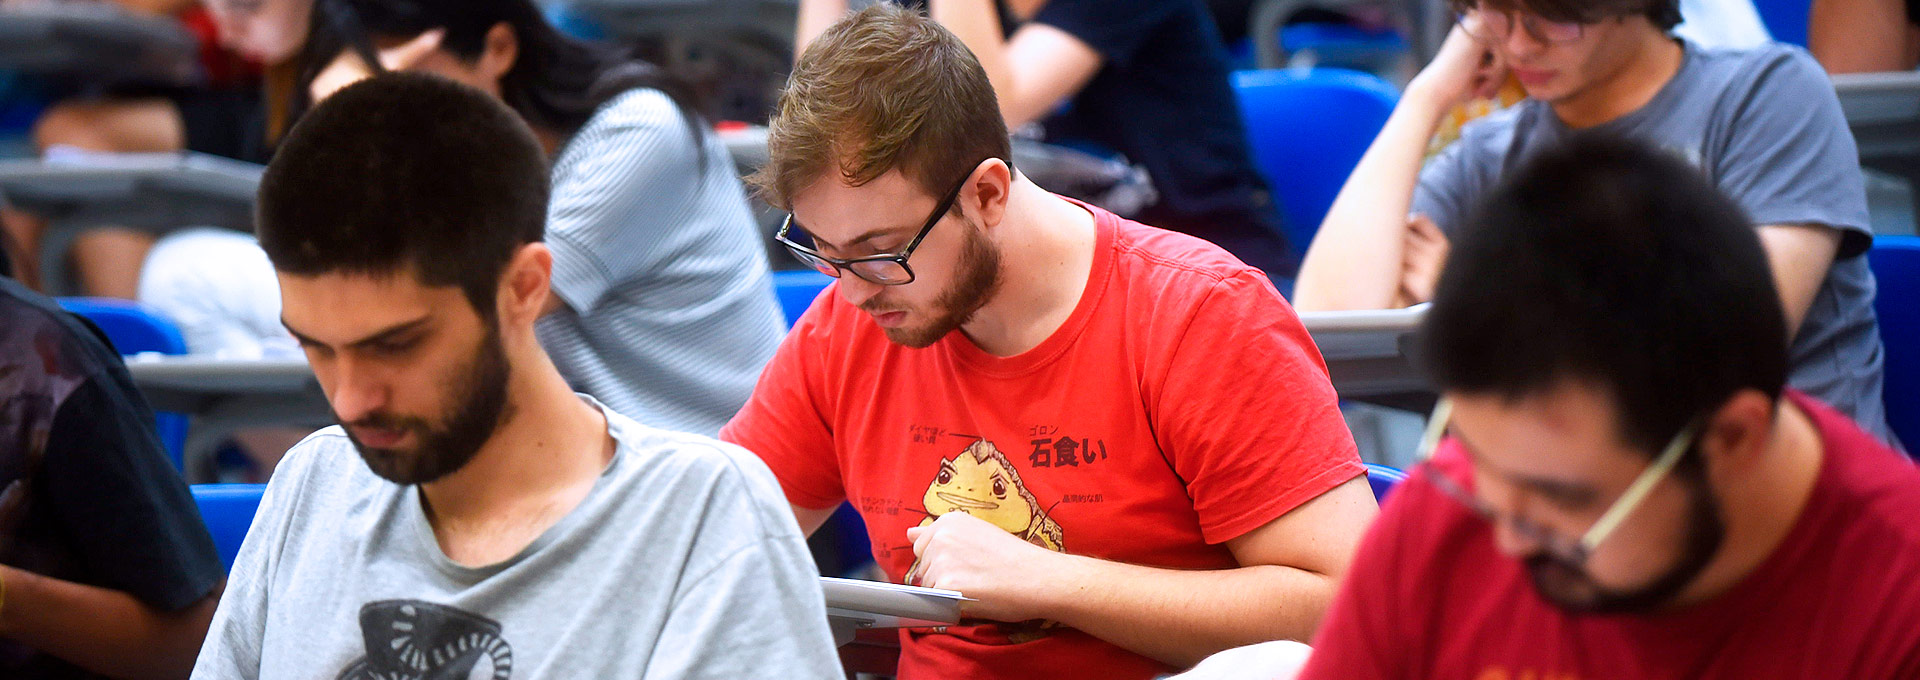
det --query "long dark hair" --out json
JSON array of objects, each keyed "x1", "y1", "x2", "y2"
[{"x1": 295, "y1": 0, "x2": 703, "y2": 145}]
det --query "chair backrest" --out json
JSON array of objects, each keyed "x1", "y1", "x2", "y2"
[
  {"x1": 773, "y1": 269, "x2": 835, "y2": 328},
  {"x1": 191, "y1": 483, "x2": 266, "y2": 570},
  {"x1": 1748, "y1": 0, "x2": 1806, "y2": 46},
  {"x1": 1231, "y1": 68, "x2": 1398, "y2": 262},
  {"x1": 1365, "y1": 463, "x2": 1409, "y2": 502},
  {"x1": 1868, "y1": 235, "x2": 1920, "y2": 452},
  {"x1": 57, "y1": 297, "x2": 189, "y2": 468}
]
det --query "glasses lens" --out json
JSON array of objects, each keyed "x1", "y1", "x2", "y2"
[
  {"x1": 1534, "y1": 19, "x2": 1582, "y2": 42},
  {"x1": 1458, "y1": 10, "x2": 1506, "y2": 41},
  {"x1": 783, "y1": 246, "x2": 841, "y2": 278},
  {"x1": 848, "y1": 259, "x2": 913, "y2": 286}
]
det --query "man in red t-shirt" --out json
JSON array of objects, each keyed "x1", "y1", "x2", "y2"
[
  {"x1": 720, "y1": 5, "x2": 1375, "y2": 678},
  {"x1": 1297, "y1": 136, "x2": 1920, "y2": 680}
]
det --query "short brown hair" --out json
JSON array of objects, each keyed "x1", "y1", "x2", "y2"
[
  {"x1": 749, "y1": 3, "x2": 1011, "y2": 210},
  {"x1": 1451, "y1": 0, "x2": 1682, "y2": 30}
]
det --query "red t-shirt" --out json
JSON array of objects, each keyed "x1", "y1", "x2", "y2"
[
  {"x1": 1299, "y1": 391, "x2": 1920, "y2": 680},
  {"x1": 722, "y1": 201, "x2": 1362, "y2": 679}
]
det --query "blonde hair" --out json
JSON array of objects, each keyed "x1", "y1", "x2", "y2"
[{"x1": 749, "y1": 3, "x2": 1011, "y2": 209}]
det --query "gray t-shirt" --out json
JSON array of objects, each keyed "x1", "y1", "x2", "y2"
[
  {"x1": 1413, "y1": 39, "x2": 1890, "y2": 441},
  {"x1": 538, "y1": 88, "x2": 787, "y2": 437},
  {"x1": 190, "y1": 398, "x2": 841, "y2": 680}
]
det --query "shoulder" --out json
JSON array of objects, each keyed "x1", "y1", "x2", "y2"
[
  {"x1": 603, "y1": 410, "x2": 798, "y2": 537},
  {"x1": 1686, "y1": 40, "x2": 1830, "y2": 101},
  {"x1": 561, "y1": 88, "x2": 701, "y2": 165},
  {"x1": 265, "y1": 426, "x2": 389, "y2": 510},
  {"x1": 1108, "y1": 211, "x2": 1287, "y2": 316}
]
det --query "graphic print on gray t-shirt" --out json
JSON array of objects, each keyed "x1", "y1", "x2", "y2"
[
  {"x1": 1411, "y1": 39, "x2": 1892, "y2": 442},
  {"x1": 337, "y1": 600, "x2": 512, "y2": 680}
]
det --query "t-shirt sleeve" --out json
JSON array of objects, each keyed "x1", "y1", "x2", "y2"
[
  {"x1": 41, "y1": 376, "x2": 223, "y2": 612},
  {"x1": 1150, "y1": 271, "x2": 1364, "y2": 544},
  {"x1": 1410, "y1": 124, "x2": 1497, "y2": 238},
  {"x1": 1294, "y1": 468, "x2": 1424, "y2": 680},
  {"x1": 1029, "y1": 0, "x2": 1181, "y2": 68},
  {"x1": 1715, "y1": 49, "x2": 1873, "y2": 258},
  {"x1": 718, "y1": 294, "x2": 845, "y2": 510},
  {"x1": 545, "y1": 89, "x2": 707, "y2": 314}
]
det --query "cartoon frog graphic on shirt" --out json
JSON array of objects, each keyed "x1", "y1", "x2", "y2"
[
  {"x1": 916, "y1": 439, "x2": 1064, "y2": 551},
  {"x1": 910, "y1": 439, "x2": 1064, "y2": 643}
]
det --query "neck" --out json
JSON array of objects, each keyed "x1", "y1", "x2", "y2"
[
  {"x1": 532, "y1": 125, "x2": 566, "y2": 158},
  {"x1": 418, "y1": 345, "x2": 611, "y2": 528},
  {"x1": 958, "y1": 177, "x2": 1097, "y2": 357},
  {"x1": 1551, "y1": 32, "x2": 1684, "y2": 129},
  {"x1": 1669, "y1": 399, "x2": 1824, "y2": 607}
]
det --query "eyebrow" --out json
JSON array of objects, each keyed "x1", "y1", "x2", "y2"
[
  {"x1": 281, "y1": 315, "x2": 433, "y2": 351},
  {"x1": 1451, "y1": 429, "x2": 1600, "y2": 502},
  {"x1": 801, "y1": 219, "x2": 919, "y2": 254}
]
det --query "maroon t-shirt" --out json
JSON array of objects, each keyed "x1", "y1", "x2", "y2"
[{"x1": 1300, "y1": 390, "x2": 1920, "y2": 679}]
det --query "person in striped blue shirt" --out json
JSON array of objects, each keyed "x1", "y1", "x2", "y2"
[{"x1": 139, "y1": 0, "x2": 785, "y2": 460}]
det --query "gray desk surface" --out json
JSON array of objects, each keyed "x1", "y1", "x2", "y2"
[
  {"x1": 552, "y1": 0, "x2": 796, "y2": 42},
  {"x1": 0, "y1": 153, "x2": 262, "y2": 224},
  {"x1": 1299, "y1": 304, "x2": 1429, "y2": 400},
  {"x1": 0, "y1": 152, "x2": 263, "y2": 294},
  {"x1": 126, "y1": 356, "x2": 327, "y2": 482},
  {"x1": 0, "y1": 4, "x2": 196, "y2": 85},
  {"x1": 126, "y1": 305, "x2": 1428, "y2": 479},
  {"x1": 1834, "y1": 71, "x2": 1920, "y2": 173}
]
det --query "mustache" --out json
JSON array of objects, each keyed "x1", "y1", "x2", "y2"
[{"x1": 341, "y1": 412, "x2": 429, "y2": 433}]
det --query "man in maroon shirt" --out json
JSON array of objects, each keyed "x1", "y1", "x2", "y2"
[{"x1": 1296, "y1": 134, "x2": 1920, "y2": 679}]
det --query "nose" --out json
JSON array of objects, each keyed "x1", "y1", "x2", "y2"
[
  {"x1": 1478, "y1": 483, "x2": 1545, "y2": 557},
  {"x1": 836, "y1": 273, "x2": 884, "y2": 308},
  {"x1": 1503, "y1": 23, "x2": 1549, "y2": 60},
  {"x1": 324, "y1": 356, "x2": 390, "y2": 424}
]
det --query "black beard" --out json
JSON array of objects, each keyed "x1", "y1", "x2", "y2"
[
  {"x1": 1524, "y1": 469, "x2": 1727, "y2": 615},
  {"x1": 343, "y1": 324, "x2": 512, "y2": 486}
]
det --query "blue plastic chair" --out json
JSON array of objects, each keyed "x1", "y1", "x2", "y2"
[
  {"x1": 1750, "y1": 0, "x2": 1806, "y2": 46},
  {"x1": 58, "y1": 297, "x2": 189, "y2": 469},
  {"x1": 1365, "y1": 463, "x2": 1408, "y2": 502},
  {"x1": 772, "y1": 269, "x2": 835, "y2": 328},
  {"x1": 1231, "y1": 68, "x2": 1399, "y2": 263},
  {"x1": 191, "y1": 483, "x2": 265, "y2": 570},
  {"x1": 1868, "y1": 236, "x2": 1920, "y2": 452}
]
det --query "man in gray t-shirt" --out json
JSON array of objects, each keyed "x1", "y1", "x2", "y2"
[
  {"x1": 190, "y1": 75, "x2": 840, "y2": 679},
  {"x1": 1293, "y1": 0, "x2": 1892, "y2": 443}
]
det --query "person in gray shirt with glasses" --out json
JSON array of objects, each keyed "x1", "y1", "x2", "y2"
[{"x1": 1292, "y1": 0, "x2": 1892, "y2": 445}]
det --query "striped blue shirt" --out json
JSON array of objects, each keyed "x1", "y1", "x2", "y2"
[{"x1": 537, "y1": 88, "x2": 785, "y2": 436}]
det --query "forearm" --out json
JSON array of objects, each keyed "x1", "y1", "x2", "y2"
[
  {"x1": 114, "y1": 0, "x2": 197, "y2": 16},
  {"x1": 794, "y1": 0, "x2": 849, "y2": 57},
  {"x1": 0, "y1": 566, "x2": 221, "y2": 680},
  {"x1": 1292, "y1": 91, "x2": 1450, "y2": 311},
  {"x1": 1757, "y1": 223, "x2": 1843, "y2": 336},
  {"x1": 928, "y1": 0, "x2": 1017, "y2": 119},
  {"x1": 1034, "y1": 555, "x2": 1337, "y2": 669},
  {"x1": 1810, "y1": 0, "x2": 1920, "y2": 73}
]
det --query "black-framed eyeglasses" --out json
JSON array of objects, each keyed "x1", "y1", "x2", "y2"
[
  {"x1": 1456, "y1": 8, "x2": 1586, "y2": 45},
  {"x1": 775, "y1": 164, "x2": 986, "y2": 286},
  {"x1": 1414, "y1": 397, "x2": 1702, "y2": 566}
]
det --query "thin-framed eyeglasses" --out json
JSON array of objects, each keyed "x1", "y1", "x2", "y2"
[
  {"x1": 1456, "y1": 8, "x2": 1586, "y2": 45},
  {"x1": 775, "y1": 163, "x2": 988, "y2": 286},
  {"x1": 1415, "y1": 396, "x2": 1701, "y2": 565}
]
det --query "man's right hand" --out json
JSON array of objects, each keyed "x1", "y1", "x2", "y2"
[{"x1": 1406, "y1": 20, "x2": 1507, "y2": 115}]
